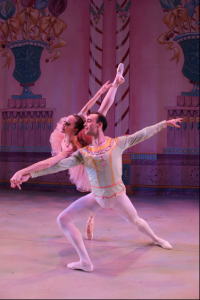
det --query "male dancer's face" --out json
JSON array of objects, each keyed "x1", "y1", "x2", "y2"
[{"x1": 84, "y1": 114, "x2": 101, "y2": 136}]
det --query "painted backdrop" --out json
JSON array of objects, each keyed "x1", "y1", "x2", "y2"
[{"x1": 0, "y1": 0, "x2": 199, "y2": 195}]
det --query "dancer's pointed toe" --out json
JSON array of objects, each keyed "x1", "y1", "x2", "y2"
[
  {"x1": 154, "y1": 239, "x2": 172, "y2": 250},
  {"x1": 112, "y1": 63, "x2": 125, "y2": 87},
  {"x1": 117, "y1": 63, "x2": 124, "y2": 77},
  {"x1": 67, "y1": 261, "x2": 94, "y2": 272}
]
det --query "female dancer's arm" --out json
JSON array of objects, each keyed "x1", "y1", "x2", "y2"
[
  {"x1": 10, "y1": 151, "x2": 68, "y2": 185},
  {"x1": 79, "y1": 81, "x2": 112, "y2": 117}
]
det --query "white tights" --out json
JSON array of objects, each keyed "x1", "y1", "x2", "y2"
[{"x1": 57, "y1": 191, "x2": 161, "y2": 267}]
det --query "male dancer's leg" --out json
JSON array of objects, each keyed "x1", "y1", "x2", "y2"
[
  {"x1": 57, "y1": 193, "x2": 102, "y2": 272},
  {"x1": 111, "y1": 191, "x2": 172, "y2": 250}
]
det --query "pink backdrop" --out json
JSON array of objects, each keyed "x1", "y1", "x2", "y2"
[
  {"x1": 0, "y1": 0, "x2": 199, "y2": 195},
  {"x1": 0, "y1": 0, "x2": 195, "y2": 152}
]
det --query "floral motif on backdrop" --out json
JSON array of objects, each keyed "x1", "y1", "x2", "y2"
[
  {"x1": 115, "y1": 0, "x2": 131, "y2": 23},
  {"x1": 0, "y1": 0, "x2": 67, "y2": 66},
  {"x1": 0, "y1": 0, "x2": 68, "y2": 99},
  {"x1": 158, "y1": 0, "x2": 199, "y2": 96},
  {"x1": 89, "y1": 1, "x2": 104, "y2": 24}
]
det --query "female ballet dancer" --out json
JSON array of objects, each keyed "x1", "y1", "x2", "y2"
[{"x1": 10, "y1": 63, "x2": 125, "y2": 193}]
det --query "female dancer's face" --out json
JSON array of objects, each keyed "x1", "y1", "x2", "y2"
[{"x1": 61, "y1": 115, "x2": 77, "y2": 135}]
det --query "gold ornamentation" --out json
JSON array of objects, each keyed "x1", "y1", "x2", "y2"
[
  {"x1": 1, "y1": 17, "x2": 20, "y2": 41},
  {"x1": 190, "y1": 117, "x2": 194, "y2": 123},
  {"x1": 39, "y1": 16, "x2": 67, "y2": 41},
  {"x1": 163, "y1": 8, "x2": 188, "y2": 33},
  {"x1": 42, "y1": 118, "x2": 46, "y2": 123},
  {"x1": 7, "y1": 118, "x2": 11, "y2": 124},
  {"x1": 2, "y1": 119, "x2": 6, "y2": 124},
  {"x1": 168, "y1": 117, "x2": 173, "y2": 120},
  {"x1": 183, "y1": 116, "x2": 188, "y2": 123},
  {"x1": 17, "y1": 7, "x2": 40, "y2": 32},
  {"x1": 196, "y1": 117, "x2": 200, "y2": 123},
  {"x1": 36, "y1": 118, "x2": 40, "y2": 123},
  {"x1": 19, "y1": 118, "x2": 23, "y2": 123},
  {"x1": 24, "y1": 118, "x2": 28, "y2": 123},
  {"x1": 48, "y1": 118, "x2": 53, "y2": 123},
  {"x1": 13, "y1": 118, "x2": 17, "y2": 123},
  {"x1": 30, "y1": 118, "x2": 34, "y2": 123}
]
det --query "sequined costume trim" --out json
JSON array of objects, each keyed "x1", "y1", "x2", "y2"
[
  {"x1": 109, "y1": 138, "x2": 118, "y2": 184},
  {"x1": 85, "y1": 138, "x2": 114, "y2": 155},
  {"x1": 79, "y1": 148, "x2": 101, "y2": 187},
  {"x1": 92, "y1": 187, "x2": 125, "y2": 200}
]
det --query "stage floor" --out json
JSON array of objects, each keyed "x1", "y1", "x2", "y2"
[{"x1": 0, "y1": 189, "x2": 199, "y2": 299}]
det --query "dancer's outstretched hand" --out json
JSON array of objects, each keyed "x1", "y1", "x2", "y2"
[
  {"x1": 166, "y1": 118, "x2": 183, "y2": 128},
  {"x1": 10, "y1": 174, "x2": 30, "y2": 190},
  {"x1": 10, "y1": 171, "x2": 23, "y2": 185},
  {"x1": 99, "y1": 81, "x2": 113, "y2": 95}
]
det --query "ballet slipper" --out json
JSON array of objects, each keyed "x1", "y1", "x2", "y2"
[
  {"x1": 67, "y1": 261, "x2": 94, "y2": 272},
  {"x1": 154, "y1": 238, "x2": 172, "y2": 250},
  {"x1": 112, "y1": 62, "x2": 125, "y2": 87},
  {"x1": 117, "y1": 62, "x2": 124, "y2": 77},
  {"x1": 86, "y1": 216, "x2": 94, "y2": 240}
]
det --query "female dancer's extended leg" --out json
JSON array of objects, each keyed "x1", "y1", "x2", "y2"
[{"x1": 57, "y1": 193, "x2": 102, "y2": 272}]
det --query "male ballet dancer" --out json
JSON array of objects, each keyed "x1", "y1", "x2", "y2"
[{"x1": 11, "y1": 113, "x2": 182, "y2": 272}]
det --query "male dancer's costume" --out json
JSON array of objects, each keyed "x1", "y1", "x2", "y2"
[{"x1": 30, "y1": 121, "x2": 166, "y2": 205}]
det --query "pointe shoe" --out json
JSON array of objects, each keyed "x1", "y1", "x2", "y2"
[
  {"x1": 67, "y1": 261, "x2": 94, "y2": 272},
  {"x1": 154, "y1": 239, "x2": 172, "y2": 250},
  {"x1": 86, "y1": 216, "x2": 94, "y2": 240},
  {"x1": 112, "y1": 63, "x2": 125, "y2": 87},
  {"x1": 117, "y1": 62, "x2": 124, "y2": 77}
]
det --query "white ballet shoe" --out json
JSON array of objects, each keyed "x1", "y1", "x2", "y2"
[
  {"x1": 117, "y1": 62, "x2": 124, "y2": 77},
  {"x1": 112, "y1": 63, "x2": 125, "y2": 87},
  {"x1": 67, "y1": 261, "x2": 94, "y2": 272},
  {"x1": 154, "y1": 238, "x2": 172, "y2": 250},
  {"x1": 86, "y1": 216, "x2": 94, "y2": 240}
]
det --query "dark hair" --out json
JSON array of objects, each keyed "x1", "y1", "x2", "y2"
[
  {"x1": 73, "y1": 114, "x2": 85, "y2": 135},
  {"x1": 92, "y1": 112, "x2": 108, "y2": 132}
]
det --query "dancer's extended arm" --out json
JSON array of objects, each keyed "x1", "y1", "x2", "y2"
[
  {"x1": 10, "y1": 150, "x2": 79, "y2": 188},
  {"x1": 10, "y1": 150, "x2": 84, "y2": 189},
  {"x1": 117, "y1": 118, "x2": 183, "y2": 151}
]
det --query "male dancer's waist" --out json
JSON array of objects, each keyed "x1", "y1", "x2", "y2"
[
  {"x1": 91, "y1": 180, "x2": 125, "y2": 200},
  {"x1": 91, "y1": 180, "x2": 123, "y2": 189}
]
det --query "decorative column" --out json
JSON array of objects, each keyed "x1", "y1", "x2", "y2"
[
  {"x1": 89, "y1": 0, "x2": 104, "y2": 112},
  {"x1": 115, "y1": 0, "x2": 131, "y2": 137}
]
